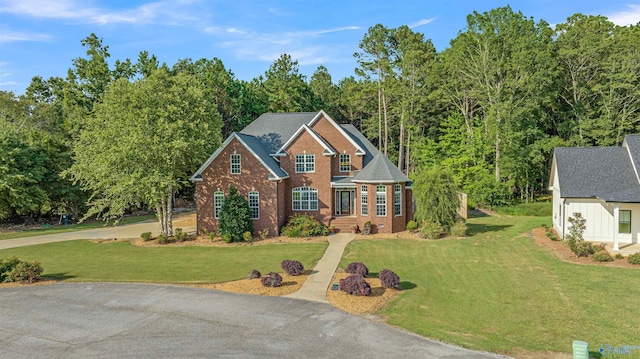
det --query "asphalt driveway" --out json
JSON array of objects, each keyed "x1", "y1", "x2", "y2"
[{"x1": 0, "y1": 283, "x2": 508, "y2": 359}]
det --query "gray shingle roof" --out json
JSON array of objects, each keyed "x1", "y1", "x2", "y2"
[
  {"x1": 240, "y1": 112, "x2": 317, "y2": 154},
  {"x1": 352, "y1": 152, "x2": 410, "y2": 183},
  {"x1": 235, "y1": 133, "x2": 289, "y2": 180},
  {"x1": 554, "y1": 146, "x2": 640, "y2": 202},
  {"x1": 340, "y1": 124, "x2": 379, "y2": 166}
]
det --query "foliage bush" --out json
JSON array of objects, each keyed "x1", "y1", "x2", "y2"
[
  {"x1": 140, "y1": 232, "x2": 152, "y2": 241},
  {"x1": 1, "y1": 257, "x2": 43, "y2": 283},
  {"x1": 174, "y1": 228, "x2": 187, "y2": 242},
  {"x1": 419, "y1": 220, "x2": 442, "y2": 240},
  {"x1": 362, "y1": 221, "x2": 372, "y2": 235},
  {"x1": 565, "y1": 213, "x2": 594, "y2": 257},
  {"x1": 7, "y1": 261, "x2": 43, "y2": 283},
  {"x1": 406, "y1": 220, "x2": 418, "y2": 231},
  {"x1": 281, "y1": 260, "x2": 304, "y2": 276},
  {"x1": 243, "y1": 231, "x2": 253, "y2": 242},
  {"x1": 628, "y1": 252, "x2": 640, "y2": 265},
  {"x1": 592, "y1": 252, "x2": 613, "y2": 262},
  {"x1": 449, "y1": 221, "x2": 467, "y2": 237},
  {"x1": 494, "y1": 202, "x2": 552, "y2": 216},
  {"x1": 379, "y1": 269, "x2": 400, "y2": 289},
  {"x1": 615, "y1": 253, "x2": 624, "y2": 260},
  {"x1": 258, "y1": 229, "x2": 269, "y2": 240},
  {"x1": 345, "y1": 262, "x2": 369, "y2": 277},
  {"x1": 208, "y1": 231, "x2": 216, "y2": 241},
  {"x1": 248, "y1": 269, "x2": 261, "y2": 279},
  {"x1": 281, "y1": 214, "x2": 329, "y2": 237},
  {"x1": 221, "y1": 233, "x2": 233, "y2": 243},
  {"x1": 412, "y1": 166, "x2": 461, "y2": 231},
  {"x1": 260, "y1": 272, "x2": 282, "y2": 287},
  {"x1": 545, "y1": 228, "x2": 559, "y2": 241},
  {"x1": 339, "y1": 274, "x2": 371, "y2": 296},
  {"x1": 467, "y1": 171, "x2": 512, "y2": 209},
  {"x1": 157, "y1": 234, "x2": 168, "y2": 244},
  {"x1": 218, "y1": 186, "x2": 254, "y2": 242}
]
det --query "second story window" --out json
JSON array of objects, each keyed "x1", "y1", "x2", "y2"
[
  {"x1": 295, "y1": 154, "x2": 315, "y2": 173},
  {"x1": 339, "y1": 154, "x2": 351, "y2": 172},
  {"x1": 230, "y1": 154, "x2": 241, "y2": 174}
]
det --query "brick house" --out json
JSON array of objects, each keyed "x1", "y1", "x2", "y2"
[{"x1": 190, "y1": 110, "x2": 412, "y2": 235}]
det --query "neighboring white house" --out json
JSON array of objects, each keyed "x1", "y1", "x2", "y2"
[{"x1": 549, "y1": 134, "x2": 640, "y2": 251}]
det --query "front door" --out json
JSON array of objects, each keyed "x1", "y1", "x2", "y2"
[{"x1": 335, "y1": 190, "x2": 355, "y2": 216}]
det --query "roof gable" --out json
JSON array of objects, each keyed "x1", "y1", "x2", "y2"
[
  {"x1": 308, "y1": 111, "x2": 366, "y2": 156},
  {"x1": 190, "y1": 132, "x2": 289, "y2": 182},
  {"x1": 239, "y1": 112, "x2": 317, "y2": 154},
  {"x1": 273, "y1": 124, "x2": 336, "y2": 157},
  {"x1": 353, "y1": 152, "x2": 410, "y2": 183}
]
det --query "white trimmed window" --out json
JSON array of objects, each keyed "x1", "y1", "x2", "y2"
[
  {"x1": 295, "y1": 154, "x2": 315, "y2": 173},
  {"x1": 230, "y1": 154, "x2": 241, "y2": 174},
  {"x1": 394, "y1": 184, "x2": 402, "y2": 216},
  {"x1": 292, "y1": 187, "x2": 318, "y2": 211},
  {"x1": 619, "y1": 210, "x2": 631, "y2": 233},
  {"x1": 214, "y1": 191, "x2": 224, "y2": 219},
  {"x1": 361, "y1": 185, "x2": 368, "y2": 215},
  {"x1": 249, "y1": 191, "x2": 259, "y2": 219},
  {"x1": 339, "y1": 154, "x2": 351, "y2": 172},
  {"x1": 376, "y1": 185, "x2": 386, "y2": 216}
]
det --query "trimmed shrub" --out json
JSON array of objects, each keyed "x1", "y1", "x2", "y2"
[
  {"x1": 0, "y1": 256, "x2": 21, "y2": 282},
  {"x1": 420, "y1": 220, "x2": 442, "y2": 240},
  {"x1": 258, "y1": 229, "x2": 269, "y2": 240},
  {"x1": 141, "y1": 232, "x2": 152, "y2": 241},
  {"x1": 449, "y1": 221, "x2": 467, "y2": 237},
  {"x1": 406, "y1": 220, "x2": 418, "y2": 231},
  {"x1": 8, "y1": 261, "x2": 43, "y2": 283},
  {"x1": 260, "y1": 272, "x2": 282, "y2": 287},
  {"x1": 174, "y1": 228, "x2": 187, "y2": 242},
  {"x1": 281, "y1": 260, "x2": 304, "y2": 276},
  {"x1": 157, "y1": 234, "x2": 168, "y2": 244},
  {"x1": 379, "y1": 269, "x2": 400, "y2": 289},
  {"x1": 221, "y1": 233, "x2": 233, "y2": 243},
  {"x1": 592, "y1": 252, "x2": 613, "y2": 262},
  {"x1": 345, "y1": 262, "x2": 369, "y2": 277},
  {"x1": 248, "y1": 269, "x2": 261, "y2": 279},
  {"x1": 628, "y1": 252, "x2": 640, "y2": 265},
  {"x1": 281, "y1": 214, "x2": 329, "y2": 237},
  {"x1": 615, "y1": 253, "x2": 624, "y2": 260},
  {"x1": 218, "y1": 186, "x2": 254, "y2": 242},
  {"x1": 339, "y1": 274, "x2": 371, "y2": 296}
]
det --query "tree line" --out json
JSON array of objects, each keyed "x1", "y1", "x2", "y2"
[{"x1": 2, "y1": 6, "x2": 639, "y2": 228}]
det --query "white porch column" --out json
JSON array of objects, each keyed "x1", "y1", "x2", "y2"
[{"x1": 613, "y1": 204, "x2": 620, "y2": 251}]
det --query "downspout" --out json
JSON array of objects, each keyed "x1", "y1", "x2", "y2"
[{"x1": 562, "y1": 198, "x2": 566, "y2": 240}]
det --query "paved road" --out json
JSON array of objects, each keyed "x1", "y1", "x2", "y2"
[
  {"x1": 0, "y1": 283, "x2": 508, "y2": 359},
  {"x1": 0, "y1": 214, "x2": 196, "y2": 249}
]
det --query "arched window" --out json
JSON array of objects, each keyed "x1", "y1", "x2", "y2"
[
  {"x1": 249, "y1": 191, "x2": 259, "y2": 219},
  {"x1": 214, "y1": 191, "x2": 224, "y2": 219},
  {"x1": 292, "y1": 187, "x2": 318, "y2": 211}
]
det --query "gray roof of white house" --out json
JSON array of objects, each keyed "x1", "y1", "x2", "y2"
[
  {"x1": 554, "y1": 143, "x2": 640, "y2": 202},
  {"x1": 352, "y1": 152, "x2": 410, "y2": 183}
]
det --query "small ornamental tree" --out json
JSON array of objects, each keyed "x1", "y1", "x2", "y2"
[
  {"x1": 412, "y1": 166, "x2": 461, "y2": 232},
  {"x1": 339, "y1": 274, "x2": 371, "y2": 296},
  {"x1": 565, "y1": 213, "x2": 594, "y2": 257},
  {"x1": 248, "y1": 269, "x2": 261, "y2": 279},
  {"x1": 281, "y1": 260, "x2": 304, "y2": 276},
  {"x1": 379, "y1": 269, "x2": 400, "y2": 289},
  {"x1": 218, "y1": 186, "x2": 253, "y2": 242},
  {"x1": 261, "y1": 272, "x2": 283, "y2": 287},
  {"x1": 345, "y1": 262, "x2": 369, "y2": 277}
]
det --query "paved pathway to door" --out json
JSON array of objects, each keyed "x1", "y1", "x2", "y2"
[{"x1": 285, "y1": 232, "x2": 354, "y2": 303}]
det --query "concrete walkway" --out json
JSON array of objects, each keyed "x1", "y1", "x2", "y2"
[
  {"x1": 285, "y1": 232, "x2": 354, "y2": 303},
  {"x1": 0, "y1": 214, "x2": 196, "y2": 250}
]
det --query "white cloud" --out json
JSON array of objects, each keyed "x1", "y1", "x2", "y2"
[
  {"x1": 0, "y1": 0, "x2": 202, "y2": 26},
  {"x1": 0, "y1": 29, "x2": 51, "y2": 43},
  {"x1": 0, "y1": 81, "x2": 17, "y2": 86},
  {"x1": 606, "y1": 4, "x2": 640, "y2": 26},
  {"x1": 409, "y1": 18, "x2": 436, "y2": 29}
]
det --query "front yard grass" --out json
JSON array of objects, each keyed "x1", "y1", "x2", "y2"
[
  {"x1": 0, "y1": 214, "x2": 157, "y2": 241},
  {"x1": 341, "y1": 215, "x2": 640, "y2": 355},
  {"x1": 0, "y1": 240, "x2": 328, "y2": 283}
]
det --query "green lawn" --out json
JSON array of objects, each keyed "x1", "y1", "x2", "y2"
[
  {"x1": 0, "y1": 215, "x2": 157, "y2": 241},
  {"x1": 340, "y1": 215, "x2": 640, "y2": 356},
  {"x1": 0, "y1": 240, "x2": 328, "y2": 283}
]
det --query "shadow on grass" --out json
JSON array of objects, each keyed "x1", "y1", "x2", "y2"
[
  {"x1": 400, "y1": 281, "x2": 417, "y2": 290},
  {"x1": 466, "y1": 223, "x2": 512, "y2": 236},
  {"x1": 589, "y1": 351, "x2": 602, "y2": 359},
  {"x1": 43, "y1": 272, "x2": 76, "y2": 281}
]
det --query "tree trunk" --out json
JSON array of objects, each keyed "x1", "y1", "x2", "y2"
[
  {"x1": 155, "y1": 203, "x2": 165, "y2": 236},
  {"x1": 405, "y1": 130, "x2": 411, "y2": 175},
  {"x1": 166, "y1": 185, "x2": 173, "y2": 237},
  {"x1": 382, "y1": 88, "x2": 389, "y2": 156},
  {"x1": 377, "y1": 62, "x2": 382, "y2": 151},
  {"x1": 495, "y1": 133, "x2": 501, "y2": 182},
  {"x1": 398, "y1": 120, "x2": 404, "y2": 170}
]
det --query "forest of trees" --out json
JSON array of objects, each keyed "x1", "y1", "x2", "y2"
[{"x1": 2, "y1": 6, "x2": 640, "y2": 227}]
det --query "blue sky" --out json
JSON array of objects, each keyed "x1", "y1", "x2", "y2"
[{"x1": 1, "y1": 0, "x2": 640, "y2": 94}]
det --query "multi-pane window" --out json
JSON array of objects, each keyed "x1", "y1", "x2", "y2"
[
  {"x1": 230, "y1": 154, "x2": 241, "y2": 174},
  {"x1": 339, "y1": 154, "x2": 351, "y2": 172},
  {"x1": 361, "y1": 185, "x2": 368, "y2": 215},
  {"x1": 376, "y1": 185, "x2": 386, "y2": 216},
  {"x1": 214, "y1": 191, "x2": 224, "y2": 219},
  {"x1": 249, "y1": 191, "x2": 259, "y2": 219},
  {"x1": 292, "y1": 187, "x2": 318, "y2": 210},
  {"x1": 295, "y1": 154, "x2": 315, "y2": 173},
  {"x1": 619, "y1": 210, "x2": 631, "y2": 233},
  {"x1": 394, "y1": 184, "x2": 402, "y2": 216}
]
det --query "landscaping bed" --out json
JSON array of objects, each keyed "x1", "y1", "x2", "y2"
[{"x1": 326, "y1": 271, "x2": 400, "y2": 315}]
